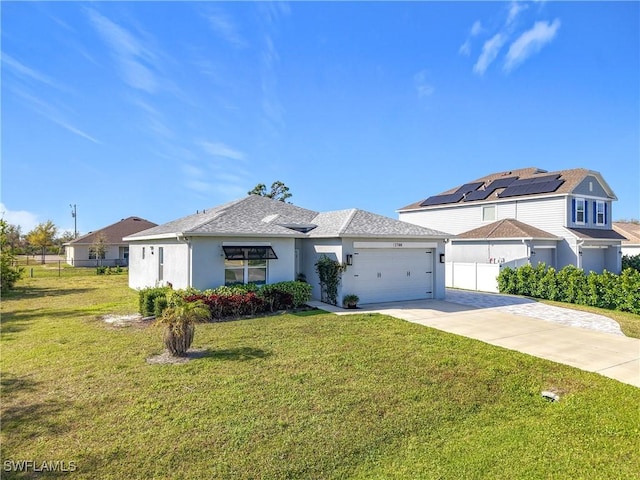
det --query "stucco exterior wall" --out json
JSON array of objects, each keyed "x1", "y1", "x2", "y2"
[
  {"x1": 66, "y1": 244, "x2": 125, "y2": 267},
  {"x1": 128, "y1": 240, "x2": 189, "y2": 289},
  {"x1": 190, "y1": 237, "x2": 296, "y2": 291}
]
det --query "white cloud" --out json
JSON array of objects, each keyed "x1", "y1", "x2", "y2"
[
  {"x1": 504, "y1": 19, "x2": 561, "y2": 72},
  {"x1": 198, "y1": 141, "x2": 246, "y2": 161},
  {"x1": 11, "y1": 87, "x2": 100, "y2": 144},
  {"x1": 473, "y1": 33, "x2": 507, "y2": 75},
  {"x1": 471, "y1": 20, "x2": 483, "y2": 36},
  {"x1": 459, "y1": 40, "x2": 471, "y2": 57},
  {"x1": 1, "y1": 53, "x2": 66, "y2": 91},
  {"x1": 507, "y1": 1, "x2": 529, "y2": 25},
  {"x1": 459, "y1": 21, "x2": 483, "y2": 56},
  {"x1": 413, "y1": 70, "x2": 435, "y2": 98},
  {"x1": 0, "y1": 203, "x2": 40, "y2": 232},
  {"x1": 205, "y1": 12, "x2": 247, "y2": 48},
  {"x1": 86, "y1": 9, "x2": 159, "y2": 93}
]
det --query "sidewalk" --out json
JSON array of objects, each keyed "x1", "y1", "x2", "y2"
[{"x1": 308, "y1": 295, "x2": 640, "y2": 387}]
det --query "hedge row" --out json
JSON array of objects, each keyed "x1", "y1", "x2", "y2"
[
  {"x1": 138, "y1": 281, "x2": 313, "y2": 320},
  {"x1": 622, "y1": 254, "x2": 640, "y2": 272},
  {"x1": 497, "y1": 264, "x2": 640, "y2": 314}
]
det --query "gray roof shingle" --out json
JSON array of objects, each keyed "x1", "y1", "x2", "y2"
[{"x1": 126, "y1": 195, "x2": 450, "y2": 240}]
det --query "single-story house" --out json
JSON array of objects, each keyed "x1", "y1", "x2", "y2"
[
  {"x1": 124, "y1": 195, "x2": 451, "y2": 305},
  {"x1": 613, "y1": 222, "x2": 640, "y2": 257},
  {"x1": 65, "y1": 216, "x2": 157, "y2": 267}
]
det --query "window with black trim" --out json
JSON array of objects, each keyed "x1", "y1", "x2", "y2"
[{"x1": 223, "y1": 246, "x2": 276, "y2": 286}]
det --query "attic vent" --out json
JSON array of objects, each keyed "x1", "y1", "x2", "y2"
[{"x1": 262, "y1": 214, "x2": 279, "y2": 223}]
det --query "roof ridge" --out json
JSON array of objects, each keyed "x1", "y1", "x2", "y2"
[
  {"x1": 338, "y1": 209, "x2": 358, "y2": 235},
  {"x1": 184, "y1": 197, "x2": 246, "y2": 233},
  {"x1": 486, "y1": 218, "x2": 508, "y2": 237}
]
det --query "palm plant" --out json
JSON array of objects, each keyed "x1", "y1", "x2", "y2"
[{"x1": 155, "y1": 296, "x2": 210, "y2": 357}]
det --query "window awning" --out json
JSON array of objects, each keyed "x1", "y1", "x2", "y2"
[{"x1": 222, "y1": 246, "x2": 278, "y2": 260}]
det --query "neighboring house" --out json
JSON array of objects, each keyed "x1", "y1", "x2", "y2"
[
  {"x1": 613, "y1": 222, "x2": 640, "y2": 257},
  {"x1": 124, "y1": 195, "x2": 450, "y2": 305},
  {"x1": 66, "y1": 217, "x2": 158, "y2": 267},
  {"x1": 398, "y1": 167, "x2": 625, "y2": 291}
]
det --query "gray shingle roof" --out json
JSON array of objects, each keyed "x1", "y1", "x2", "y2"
[{"x1": 126, "y1": 195, "x2": 450, "y2": 240}]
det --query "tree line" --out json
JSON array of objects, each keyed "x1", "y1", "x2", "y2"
[{"x1": 2, "y1": 220, "x2": 70, "y2": 258}]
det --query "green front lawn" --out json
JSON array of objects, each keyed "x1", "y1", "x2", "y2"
[{"x1": 2, "y1": 269, "x2": 639, "y2": 479}]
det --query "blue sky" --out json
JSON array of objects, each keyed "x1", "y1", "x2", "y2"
[{"x1": 2, "y1": 1, "x2": 638, "y2": 235}]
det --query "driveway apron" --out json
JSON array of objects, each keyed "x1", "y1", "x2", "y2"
[{"x1": 308, "y1": 289, "x2": 640, "y2": 387}]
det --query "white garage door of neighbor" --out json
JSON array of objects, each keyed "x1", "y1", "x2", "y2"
[{"x1": 351, "y1": 249, "x2": 434, "y2": 304}]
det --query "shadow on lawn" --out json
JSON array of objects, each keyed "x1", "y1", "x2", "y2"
[
  {"x1": 195, "y1": 347, "x2": 272, "y2": 361},
  {"x1": 1, "y1": 373, "x2": 39, "y2": 395},
  {"x1": 1, "y1": 308, "x2": 89, "y2": 337},
  {"x1": 4, "y1": 286, "x2": 95, "y2": 300}
]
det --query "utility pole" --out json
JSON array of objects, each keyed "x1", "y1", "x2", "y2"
[{"x1": 70, "y1": 204, "x2": 77, "y2": 238}]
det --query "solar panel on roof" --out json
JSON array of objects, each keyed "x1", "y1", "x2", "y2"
[
  {"x1": 486, "y1": 176, "x2": 518, "y2": 189},
  {"x1": 463, "y1": 189, "x2": 492, "y2": 201},
  {"x1": 499, "y1": 179, "x2": 564, "y2": 198},
  {"x1": 509, "y1": 174, "x2": 560, "y2": 186},
  {"x1": 463, "y1": 176, "x2": 519, "y2": 202},
  {"x1": 419, "y1": 191, "x2": 465, "y2": 206},
  {"x1": 455, "y1": 182, "x2": 484, "y2": 194}
]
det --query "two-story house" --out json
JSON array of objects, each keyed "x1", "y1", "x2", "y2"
[{"x1": 398, "y1": 168, "x2": 626, "y2": 285}]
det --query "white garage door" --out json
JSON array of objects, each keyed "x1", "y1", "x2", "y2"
[{"x1": 350, "y1": 249, "x2": 434, "y2": 304}]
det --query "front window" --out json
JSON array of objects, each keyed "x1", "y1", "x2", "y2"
[
  {"x1": 89, "y1": 248, "x2": 106, "y2": 260},
  {"x1": 222, "y1": 246, "x2": 275, "y2": 285},
  {"x1": 575, "y1": 198, "x2": 586, "y2": 224},
  {"x1": 224, "y1": 258, "x2": 267, "y2": 285},
  {"x1": 596, "y1": 201, "x2": 605, "y2": 225}
]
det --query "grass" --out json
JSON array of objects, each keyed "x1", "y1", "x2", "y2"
[{"x1": 2, "y1": 267, "x2": 639, "y2": 479}]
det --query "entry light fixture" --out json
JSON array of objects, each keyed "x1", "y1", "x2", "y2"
[
  {"x1": 345, "y1": 254, "x2": 353, "y2": 266},
  {"x1": 439, "y1": 253, "x2": 445, "y2": 263}
]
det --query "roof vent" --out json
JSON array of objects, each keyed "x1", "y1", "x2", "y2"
[{"x1": 262, "y1": 214, "x2": 279, "y2": 223}]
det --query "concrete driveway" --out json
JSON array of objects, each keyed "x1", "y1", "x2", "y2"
[{"x1": 308, "y1": 290, "x2": 640, "y2": 388}]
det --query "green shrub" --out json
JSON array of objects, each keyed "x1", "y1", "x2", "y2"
[
  {"x1": 138, "y1": 287, "x2": 170, "y2": 317},
  {"x1": 622, "y1": 254, "x2": 640, "y2": 272},
  {"x1": 618, "y1": 268, "x2": 640, "y2": 314},
  {"x1": 497, "y1": 267, "x2": 517, "y2": 294},
  {"x1": 536, "y1": 266, "x2": 559, "y2": 300},
  {"x1": 264, "y1": 281, "x2": 312, "y2": 308},
  {"x1": 497, "y1": 264, "x2": 640, "y2": 314},
  {"x1": 153, "y1": 295, "x2": 169, "y2": 317}
]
